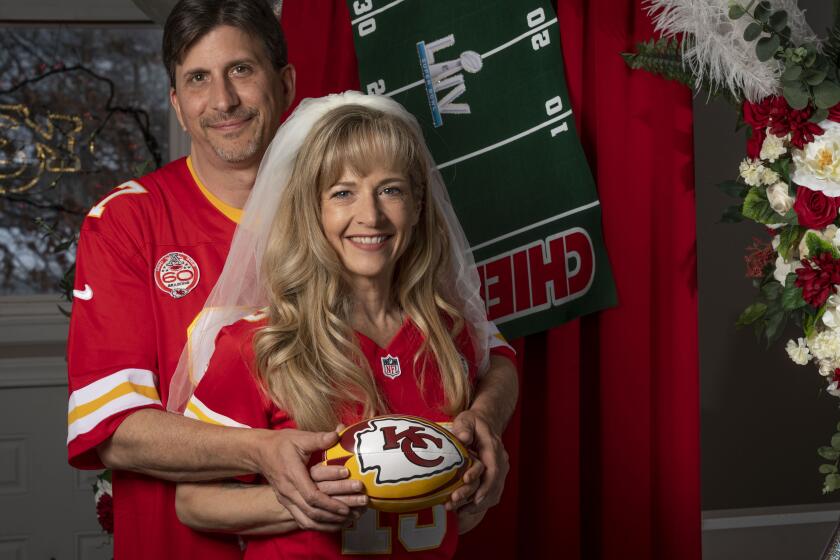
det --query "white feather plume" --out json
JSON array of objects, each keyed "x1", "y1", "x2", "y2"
[{"x1": 645, "y1": 1, "x2": 817, "y2": 103}]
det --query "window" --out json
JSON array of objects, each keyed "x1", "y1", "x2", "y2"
[{"x1": 0, "y1": 24, "x2": 170, "y2": 295}]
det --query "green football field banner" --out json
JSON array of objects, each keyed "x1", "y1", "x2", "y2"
[{"x1": 347, "y1": 0, "x2": 617, "y2": 340}]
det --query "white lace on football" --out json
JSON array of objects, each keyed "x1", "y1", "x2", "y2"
[{"x1": 167, "y1": 91, "x2": 492, "y2": 413}]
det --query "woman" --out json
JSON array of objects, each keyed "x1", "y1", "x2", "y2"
[{"x1": 173, "y1": 93, "x2": 515, "y2": 558}]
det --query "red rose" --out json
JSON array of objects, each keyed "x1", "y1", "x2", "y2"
[
  {"x1": 793, "y1": 186, "x2": 839, "y2": 229},
  {"x1": 829, "y1": 102, "x2": 840, "y2": 123},
  {"x1": 743, "y1": 98, "x2": 772, "y2": 129},
  {"x1": 96, "y1": 493, "x2": 114, "y2": 534}
]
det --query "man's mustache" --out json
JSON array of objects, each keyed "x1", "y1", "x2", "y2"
[{"x1": 200, "y1": 108, "x2": 258, "y2": 127}]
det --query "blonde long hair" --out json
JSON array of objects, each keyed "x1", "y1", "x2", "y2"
[{"x1": 254, "y1": 104, "x2": 471, "y2": 431}]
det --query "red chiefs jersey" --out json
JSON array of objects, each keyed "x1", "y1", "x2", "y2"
[
  {"x1": 187, "y1": 316, "x2": 515, "y2": 559},
  {"x1": 66, "y1": 157, "x2": 243, "y2": 559}
]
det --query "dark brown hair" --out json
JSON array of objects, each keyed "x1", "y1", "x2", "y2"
[{"x1": 162, "y1": 0, "x2": 288, "y2": 88}]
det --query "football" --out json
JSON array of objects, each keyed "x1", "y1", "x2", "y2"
[{"x1": 323, "y1": 414, "x2": 471, "y2": 513}]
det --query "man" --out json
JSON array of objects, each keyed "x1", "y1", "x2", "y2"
[{"x1": 66, "y1": 0, "x2": 518, "y2": 557}]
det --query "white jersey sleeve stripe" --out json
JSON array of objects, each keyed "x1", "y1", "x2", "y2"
[
  {"x1": 68, "y1": 390, "x2": 161, "y2": 444},
  {"x1": 185, "y1": 396, "x2": 251, "y2": 429},
  {"x1": 68, "y1": 368, "x2": 158, "y2": 411}
]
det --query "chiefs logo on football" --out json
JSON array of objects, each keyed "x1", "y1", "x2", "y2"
[{"x1": 355, "y1": 417, "x2": 465, "y2": 485}]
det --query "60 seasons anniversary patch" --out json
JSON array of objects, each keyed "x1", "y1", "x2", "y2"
[{"x1": 323, "y1": 415, "x2": 470, "y2": 513}]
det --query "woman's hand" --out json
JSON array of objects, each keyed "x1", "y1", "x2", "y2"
[{"x1": 458, "y1": 508, "x2": 487, "y2": 534}]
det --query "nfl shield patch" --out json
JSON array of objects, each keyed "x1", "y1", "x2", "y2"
[{"x1": 381, "y1": 355, "x2": 401, "y2": 379}]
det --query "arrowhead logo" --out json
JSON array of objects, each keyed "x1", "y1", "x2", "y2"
[{"x1": 356, "y1": 417, "x2": 464, "y2": 485}]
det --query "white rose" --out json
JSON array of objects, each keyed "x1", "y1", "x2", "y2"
[
  {"x1": 786, "y1": 338, "x2": 812, "y2": 365},
  {"x1": 791, "y1": 120, "x2": 840, "y2": 196},
  {"x1": 766, "y1": 182, "x2": 794, "y2": 215},
  {"x1": 760, "y1": 130, "x2": 788, "y2": 162},
  {"x1": 828, "y1": 380, "x2": 840, "y2": 397}
]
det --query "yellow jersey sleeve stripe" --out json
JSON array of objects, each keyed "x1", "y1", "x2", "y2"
[
  {"x1": 186, "y1": 156, "x2": 243, "y2": 224},
  {"x1": 487, "y1": 323, "x2": 515, "y2": 353},
  {"x1": 68, "y1": 381, "x2": 159, "y2": 424},
  {"x1": 185, "y1": 396, "x2": 251, "y2": 429}
]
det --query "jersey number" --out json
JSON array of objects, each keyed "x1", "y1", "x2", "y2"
[
  {"x1": 342, "y1": 505, "x2": 447, "y2": 554},
  {"x1": 87, "y1": 180, "x2": 147, "y2": 218}
]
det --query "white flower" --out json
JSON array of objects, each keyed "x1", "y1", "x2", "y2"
[
  {"x1": 829, "y1": 380, "x2": 840, "y2": 397},
  {"x1": 786, "y1": 338, "x2": 812, "y2": 365},
  {"x1": 819, "y1": 359, "x2": 837, "y2": 377},
  {"x1": 766, "y1": 181, "x2": 794, "y2": 215},
  {"x1": 771, "y1": 234, "x2": 781, "y2": 250},
  {"x1": 739, "y1": 159, "x2": 767, "y2": 187},
  {"x1": 824, "y1": 295, "x2": 840, "y2": 329},
  {"x1": 808, "y1": 329, "x2": 840, "y2": 361},
  {"x1": 762, "y1": 168, "x2": 780, "y2": 185},
  {"x1": 94, "y1": 478, "x2": 112, "y2": 502},
  {"x1": 760, "y1": 130, "x2": 788, "y2": 162},
  {"x1": 773, "y1": 254, "x2": 802, "y2": 283},
  {"x1": 791, "y1": 120, "x2": 840, "y2": 197}
]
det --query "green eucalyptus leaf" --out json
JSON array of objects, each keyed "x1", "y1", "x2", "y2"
[
  {"x1": 784, "y1": 82, "x2": 811, "y2": 109},
  {"x1": 804, "y1": 68, "x2": 828, "y2": 86},
  {"x1": 811, "y1": 107, "x2": 830, "y2": 123},
  {"x1": 815, "y1": 80, "x2": 840, "y2": 109},
  {"x1": 736, "y1": 302, "x2": 767, "y2": 327},
  {"x1": 782, "y1": 65, "x2": 803, "y2": 81},
  {"x1": 819, "y1": 446, "x2": 840, "y2": 460},
  {"x1": 831, "y1": 433, "x2": 840, "y2": 451},
  {"x1": 754, "y1": 1, "x2": 772, "y2": 22},
  {"x1": 769, "y1": 10, "x2": 788, "y2": 32},
  {"x1": 729, "y1": 4, "x2": 747, "y2": 19},
  {"x1": 744, "y1": 22, "x2": 763, "y2": 41},
  {"x1": 756, "y1": 35, "x2": 781, "y2": 61},
  {"x1": 820, "y1": 464, "x2": 839, "y2": 474},
  {"x1": 825, "y1": 473, "x2": 840, "y2": 493}
]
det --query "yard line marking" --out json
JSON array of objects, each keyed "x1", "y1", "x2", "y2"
[
  {"x1": 351, "y1": 0, "x2": 407, "y2": 25},
  {"x1": 481, "y1": 17, "x2": 557, "y2": 59},
  {"x1": 436, "y1": 109, "x2": 572, "y2": 170},
  {"x1": 469, "y1": 202, "x2": 602, "y2": 253}
]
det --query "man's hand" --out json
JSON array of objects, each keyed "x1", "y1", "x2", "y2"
[
  {"x1": 446, "y1": 410, "x2": 509, "y2": 513},
  {"x1": 255, "y1": 428, "x2": 355, "y2": 528}
]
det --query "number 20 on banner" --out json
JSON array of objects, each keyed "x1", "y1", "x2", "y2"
[{"x1": 353, "y1": 0, "x2": 377, "y2": 37}]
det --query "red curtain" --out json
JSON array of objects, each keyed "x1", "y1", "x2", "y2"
[{"x1": 281, "y1": 1, "x2": 699, "y2": 558}]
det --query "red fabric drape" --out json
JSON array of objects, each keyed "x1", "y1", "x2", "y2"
[{"x1": 281, "y1": 1, "x2": 699, "y2": 558}]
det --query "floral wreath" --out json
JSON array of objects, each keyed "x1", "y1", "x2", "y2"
[{"x1": 625, "y1": 0, "x2": 840, "y2": 493}]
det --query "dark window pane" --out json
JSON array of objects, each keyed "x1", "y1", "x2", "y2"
[{"x1": 0, "y1": 24, "x2": 169, "y2": 295}]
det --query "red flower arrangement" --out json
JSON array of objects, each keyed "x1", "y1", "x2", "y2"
[
  {"x1": 96, "y1": 492, "x2": 114, "y2": 534},
  {"x1": 743, "y1": 97, "x2": 825, "y2": 157},
  {"x1": 793, "y1": 186, "x2": 840, "y2": 230}
]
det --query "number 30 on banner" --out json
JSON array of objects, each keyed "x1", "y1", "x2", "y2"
[{"x1": 353, "y1": 0, "x2": 377, "y2": 37}]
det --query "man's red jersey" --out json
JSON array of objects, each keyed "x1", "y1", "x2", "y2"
[
  {"x1": 187, "y1": 315, "x2": 516, "y2": 559},
  {"x1": 66, "y1": 157, "x2": 244, "y2": 559}
]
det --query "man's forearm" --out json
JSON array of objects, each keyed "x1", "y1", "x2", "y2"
[
  {"x1": 97, "y1": 408, "x2": 266, "y2": 481},
  {"x1": 472, "y1": 355, "x2": 519, "y2": 434}
]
